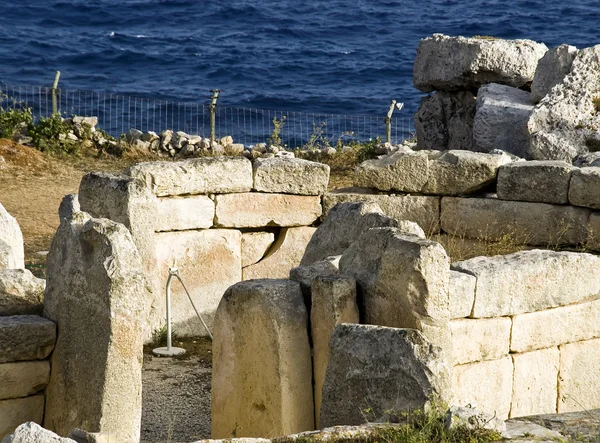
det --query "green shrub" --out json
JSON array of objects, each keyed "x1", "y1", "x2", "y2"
[
  {"x1": 28, "y1": 113, "x2": 80, "y2": 155},
  {"x1": 0, "y1": 107, "x2": 33, "y2": 139}
]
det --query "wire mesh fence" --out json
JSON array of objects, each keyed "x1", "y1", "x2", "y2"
[{"x1": 0, "y1": 82, "x2": 415, "y2": 148}]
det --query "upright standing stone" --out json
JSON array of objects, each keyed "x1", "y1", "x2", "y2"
[
  {"x1": 43, "y1": 213, "x2": 149, "y2": 443},
  {"x1": 0, "y1": 202, "x2": 24, "y2": 270},
  {"x1": 212, "y1": 280, "x2": 314, "y2": 438},
  {"x1": 58, "y1": 194, "x2": 80, "y2": 221}
]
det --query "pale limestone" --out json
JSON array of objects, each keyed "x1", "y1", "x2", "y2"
[
  {"x1": 154, "y1": 195, "x2": 214, "y2": 231},
  {"x1": 497, "y1": 161, "x2": 574, "y2": 204},
  {"x1": 353, "y1": 151, "x2": 429, "y2": 193},
  {"x1": 214, "y1": 193, "x2": 321, "y2": 228},
  {"x1": 452, "y1": 250, "x2": 600, "y2": 318},
  {"x1": 558, "y1": 338, "x2": 600, "y2": 413},
  {"x1": 212, "y1": 280, "x2": 313, "y2": 438},
  {"x1": 241, "y1": 232, "x2": 275, "y2": 267},
  {"x1": 0, "y1": 269, "x2": 45, "y2": 316},
  {"x1": 0, "y1": 315, "x2": 55, "y2": 363},
  {"x1": 453, "y1": 356, "x2": 513, "y2": 420},
  {"x1": 448, "y1": 271, "x2": 475, "y2": 319},
  {"x1": 445, "y1": 405, "x2": 506, "y2": 433},
  {"x1": 0, "y1": 396, "x2": 44, "y2": 441},
  {"x1": 531, "y1": 44, "x2": 578, "y2": 104},
  {"x1": 252, "y1": 157, "x2": 330, "y2": 195},
  {"x1": 0, "y1": 361, "x2": 49, "y2": 400},
  {"x1": 450, "y1": 317, "x2": 511, "y2": 365},
  {"x1": 0, "y1": 202, "x2": 24, "y2": 270},
  {"x1": 289, "y1": 255, "x2": 340, "y2": 294},
  {"x1": 5, "y1": 422, "x2": 77, "y2": 443},
  {"x1": 569, "y1": 167, "x2": 600, "y2": 210},
  {"x1": 503, "y1": 420, "x2": 564, "y2": 440},
  {"x1": 511, "y1": 348, "x2": 559, "y2": 417}
]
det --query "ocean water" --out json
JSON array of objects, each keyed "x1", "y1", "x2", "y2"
[{"x1": 1, "y1": 0, "x2": 600, "y2": 118}]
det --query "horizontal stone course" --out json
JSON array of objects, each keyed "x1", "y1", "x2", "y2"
[
  {"x1": 450, "y1": 317, "x2": 511, "y2": 365},
  {"x1": 511, "y1": 348, "x2": 559, "y2": 417},
  {"x1": 0, "y1": 394, "x2": 44, "y2": 440},
  {"x1": 497, "y1": 161, "x2": 574, "y2": 204},
  {"x1": 252, "y1": 157, "x2": 330, "y2": 195},
  {"x1": 0, "y1": 269, "x2": 45, "y2": 316},
  {"x1": 558, "y1": 338, "x2": 600, "y2": 413},
  {"x1": 568, "y1": 167, "x2": 600, "y2": 210},
  {"x1": 154, "y1": 195, "x2": 214, "y2": 231},
  {"x1": 0, "y1": 315, "x2": 56, "y2": 363},
  {"x1": 0, "y1": 361, "x2": 50, "y2": 400},
  {"x1": 448, "y1": 270, "x2": 475, "y2": 319}
]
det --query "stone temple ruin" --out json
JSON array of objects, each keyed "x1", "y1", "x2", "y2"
[{"x1": 3, "y1": 33, "x2": 600, "y2": 442}]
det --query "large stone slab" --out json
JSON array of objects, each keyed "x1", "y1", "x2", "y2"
[
  {"x1": 0, "y1": 316, "x2": 55, "y2": 363},
  {"x1": 320, "y1": 324, "x2": 451, "y2": 428},
  {"x1": 0, "y1": 269, "x2": 45, "y2": 316},
  {"x1": 558, "y1": 338, "x2": 600, "y2": 413},
  {"x1": 453, "y1": 356, "x2": 513, "y2": 420},
  {"x1": 155, "y1": 229, "x2": 241, "y2": 337},
  {"x1": 212, "y1": 280, "x2": 313, "y2": 438},
  {"x1": 154, "y1": 195, "x2": 215, "y2": 231},
  {"x1": 413, "y1": 34, "x2": 547, "y2": 92},
  {"x1": 43, "y1": 214, "x2": 149, "y2": 443},
  {"x1": 450, "y1": 317, "x2": 511, "y2": 365},
  {"x1": 473, "y1": 83, "x2": 534, "y2": 157},
  {"x1": 569, "y1": 167, "x2": 600, "y2": 210},
  {"x1": 301, "y1": 202, "x2": 397, "y2": 266},
  {"x1": 448, "y1": 270, "x2": 475, "y2": 319},
  {"x1": 214, "y1": 193, "x2": 321, "y2": 228},
  {"x1": 353, "y1": 151, "x2": 429, "y2": 193},
  {"x1": 252, "y1": 157, "x2": 330, "y2": 195},
  {"x1": 511, "y1": 348, "x2": 559, "y2": 417},
  {"x1": 127, "y1": 156, "x2": 253, "y2": 196},
  {"x1": 0, "y1": 202, "x2": 24, "y2": 270},
  {"x1": 497, "y1": 161, "x2": 574, "y2": 204},
  {"x1": 531, "y1": 44, "x2": 578, "y2": 104},
  {"x1": 241, "y1": 231, "x2": 275, "y2": 267},
  {"x1": 311, "y1": 275, "x2": 359, "y2": 428},
  {"x1": 0, "y1": 361, "x2": 49, "y2": 400},
  {"x1": 441, "y1": 197, "x2": 591, "y2": 246},
  {"x1": 3, "y1": 422, "x2": 77, "y2": 443},
  {"x1": 0, "y1": 396, "x2": 44, "y2": 441},
  {"x1": 243, "y1": 227, "x2": 315, "y2": 280},
  {"x1": 452, "y1": 250, "x2": 600, "y2": 318}
]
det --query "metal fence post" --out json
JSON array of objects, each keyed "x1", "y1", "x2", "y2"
[
  {"x1": 51, "y1": 71, "x2": 61, "y2": 115},
  {"x1": 209, "y1": 89, "x2": 220, "y2": 143}
]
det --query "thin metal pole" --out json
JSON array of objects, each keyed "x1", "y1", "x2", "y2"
[{"x1": 165, "y1": 273, "x2": 174, "y2": 351}]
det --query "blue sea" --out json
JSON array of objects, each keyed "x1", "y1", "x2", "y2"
[{"x1": 1, "y1": 0, "x2": 600, "y2": 118}]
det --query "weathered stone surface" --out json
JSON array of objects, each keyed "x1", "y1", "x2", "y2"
[
  {"x1": 301, "y1": 202, "x2": 397, "y2": 266},
  {"x1": 243, "y1": 227, "x2": 315, "y2": 280},
  {"x1": 154, "y1": 195, "x2": 214, "y2": 231},
  {"x1": 253, "y1": 157, "x2": 330, "y2": 195},
  {"x1": 325, "y1": 192, "x2": 440, "y2": 234},
  {"x1": 212, "y1": 279, "x2": 313, "y2": 438},
  {"x1": 413, "y1": 34, "x2": 547, "y2": 92},
  {"x1": 451, "y1": 317, "x2": 511, "y2": 365},
  {"x1": 558, "y1": 338, "x2": 600, "y2": 413},
  {"x1": 353, "y1": 151, "x2": 429, "y2": 193},
  {"x1": 569, "y1": 167, "x2": 600, "y2": 210},
  {"x1": 0, "y1": 361, "x2": 49, "y2": 400},
  {"x1": 3, "y1": 422, "x2": 77, "y2": 443},
  {"x1": 441, "y1": 197, "x2": 591, "y2": 246},
  {"x1": 311, "y1": 276, "x2": 359, "y2": 428},
  {"x1": 503, "y1": 420, "x2": 564, "y2": 440},
  {"x1": 527, "y1": 45, "x2": 600, "y2": 162},
  {"x1": 0, "y1": 397, "x2": 45, "y2": 441},
  {"x1": 155, "y1": 229, "x2": 241, "y2": 337},
  {"x1": 241, "y1": 231, "x2": 275, "y2": 267},
  {"x1": 43, "y1": 215, "x2": 149, "y2": 443},
  {"x1": 531, "y1": 44, "x2": 578, "y2": 104},
  {"x1": 511, "y1": 348, "x2": 559, "y2": 417},
  {"x1": 453, "y1": 356, "x2": 513, "y2": 420},
  {"x1": 445, "y1": 405, "x2": 506, "y2": 433},
  {"x1": 448, "y1": 270, "x2": 475, "y2": 319},
  {"x1": 473, "y1": 83, "x2": 534, "y2": 157},
  {"x1": 0, "y1": 202, "x2": 24, "y2": 270},
  {"x1": 289, "y1": 255, "x2": 340, "y2": 292},
  {"x1": 588, "y1": 212, "x2": 600, "y2": 251},
  {"x1": 127, "y1": 157, "x2": 253, "y2": 196},
  {"x1": 497, "y1": 161, "x2": 574, "y2": 204},
  {"x1": 414, "y1": 91, "x2": 476, "y2": 151},
  {"x1": 214, "y1": 193, "x2": 321, "y2": 228},
  {"x1": 511, "y1": 299, "x2": 600, "y2": 353},
  {"x1": 396, "y1": 220, "x2": 426, "y2": 238},
  {"x1": 68, "y1": 429, "x2": 115, "y2": 443},
  {"x1": 452, "y1": 250, "x2": 600, "y2": 318},
  {"x1": 320, "y1": 324, "x2": 452, "y2": 428},
  {"x1": 0, "y1": 269, "x2": 45, "y2": 316},
  {"x1": 0, "y1": 315, "x2": 55, "y2": 363},
  {"x1": 58, "y1": 193, "x2": 80, "y2": 220}
]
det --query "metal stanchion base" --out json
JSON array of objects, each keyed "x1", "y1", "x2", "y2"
[{"x1": 152, "y1": 346, "x2": 186, "y2": 357}]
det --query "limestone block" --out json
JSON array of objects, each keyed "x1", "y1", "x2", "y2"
[
  {"x1": 452, "y1": 250, "x2": 600, "y2": 318},
  {"x1": 422, "y1": 150, "x2": 512, "y2": 196},
  {"x1": 43, "y1": 215, "x2": 149, "y2": 443},
  {"x1": 320, "y1": 324, "x2": 452, "y2": 428},
  {"x1": 413, "y1": 34, "x2": 547, "y2": 92},
  {"x1": 289, "y1": 255, "x2": 340, "y2": 292},
  {"x1": 0, "y1": 316, "x2": 55, "y2": 363},
  {"x1": 0, "y1": 396, "x2": 45, "y2": 441},
  {"x1": 311, "y1": 276, "x2": 359, "y2": 428},
  {"x1": 323, "y1": 192, "x2": 441, "y2": 235},
  {"x1": 473, "y1": 83, "x2": 534, "y2": 157},
  {"x1": 241, "y1": 232, "x2": 275, "y2": 267},
  {"x1": 253, "y1": 157, "x2": 330, "y2": 195},
  {"x1": 588, "y1": 212, "x2": 600, "y2": 251},
  {"x1": 0, "y1": 361, "x2": 49, "y2": 400},
  {"x1": 450, "y1": 317, "x2": 511, "y2": 365},
  {"x1": 0, "y1": 269, "x2": 45, "y2": 316},
  {"x1": 353, "y1": 151, "x2": 429, "y2": 193},
  {"x1": 414, "y1": 91, "x2": 476, "y2": 151},
  {"x1": 497, "y1": 161, "x2": 574, "y2": 204},
  {"x1": 441, "y1": 197, "x2": 591, "y2": 246},
  {"x1": 154, "y1": 195, "x2": 214, "y2": 231},
  {"x1": 511, "y1": 348, "x2": 559, "y2": 417},
  {"x1": 301, "y1": 202, "x2": 397, "y2": 266},
  {"x1": 569, "y1": 167, "x2": 600, "y2": 210},
  {"x1": 503, "y1": 420, "x2": 564, "y2": 440},
  {"x1": 58, "y1": 193, "x2": 80, "y2": 220},
  {"x1": 0, "y1": 202, "x2": 24, "y2": 270},
  {"x1": 558, "y1": 338, "x2": 600, "y2": 413},
  {"x1": 214, "y1": 193, "x2": 321, "y2": 228},
  {"x1": 453, "y1": 356, "x2": 513, "y2": 420},
  {"x1": 212, "y1": 279, "x2": 313, "y2": 438},
  {"x1": 155, "y1": 229, "x2": 241, "y2": 337},
  {"x1": 127, "y1": 156, "x2": 253, "y2": 196},
  {"x1": 531, "y1": 44, "x2": 578, "y2": 104},
  {"x1": 445, "y1": 405, "x2": 506, "y2": 434},
  {"x1": 511, "y1": 299, "x2": 600, "y2": 353},
  {"x1": 448, "y1": 270, "x2": 475, "y2": 319},
  {"x1": 5, "y1": 422, "x2": 78, "y2": 443}
]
